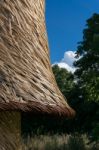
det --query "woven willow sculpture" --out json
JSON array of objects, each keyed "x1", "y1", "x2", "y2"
[{"x1": 0, "y1": 0, "x2": 75, "y2": 117}]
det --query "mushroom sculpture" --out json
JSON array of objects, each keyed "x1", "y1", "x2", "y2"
[
  {"x1": 0, "y1": 0, "x2": 75, "y2": 120},
  {"x1": 0, "y1": 1, "x2": 76, "y2": 148}
]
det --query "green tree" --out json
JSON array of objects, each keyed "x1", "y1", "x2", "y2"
[
  {"x1": 52, "y1": 65, "x2": 99, "y2": 137},
  {"x1": 52, "y1": 65, "x2": 74, "y2": 101},
  {"x1": 52, "y1": 14, "x2": 99, "y2": 139},
  {"x1": 74, "y1": 13, "x2": 99, "y2": 139},
  {"x1": 74, "y1": 13, "x2": 99, "y2": 102}
]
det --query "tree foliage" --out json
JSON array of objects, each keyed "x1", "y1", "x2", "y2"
[
  {"x1": 52, "y1": 65, "x2": 98, "y2": 135},
  {"x1": 52, "y1": 65, "x2": 74, "y2": 100},
  {"x1": 52, "y1": 14, "x2": 99, "y2": 140},
  {"x1": 74, "y1": 13, "x2": 99, "y2": 102}
]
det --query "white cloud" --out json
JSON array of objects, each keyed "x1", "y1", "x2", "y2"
[
  {"x1": 53, "y1": 51, "x2": 77, "y2": 73},
  {"x1": 62, "y1": 51, "x2": 76, "y2": 66},
  {"x1": 58, "y1": 62, "x2": 75, "y2": 73}
]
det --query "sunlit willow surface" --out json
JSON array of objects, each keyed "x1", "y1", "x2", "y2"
[{"x1": 0, "y1": 0, "x2": 75, "y2": 117}]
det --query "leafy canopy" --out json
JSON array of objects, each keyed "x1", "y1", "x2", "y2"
[
  {"x1": 52, "y1": 65, "x2": 74, "y2": 100},
  {"x1": 74, "y1": 13, "x2": 99, "y2": 102}
]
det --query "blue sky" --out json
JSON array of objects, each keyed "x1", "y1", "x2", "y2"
[{"x1": 46, "y1": 0, "x2": 99, "y2": 64}]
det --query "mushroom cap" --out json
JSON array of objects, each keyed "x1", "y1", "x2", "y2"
[{"x1": 0, "y1": 0, "x2": 75, "y2": 117}]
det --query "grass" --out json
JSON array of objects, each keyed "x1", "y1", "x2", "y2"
[
  {"x1": 21, "y1": 134, "x2": 99, "y2": 150},
  {"x1": 0, "y1": 129, "x2": 99, "y2": 150}
]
